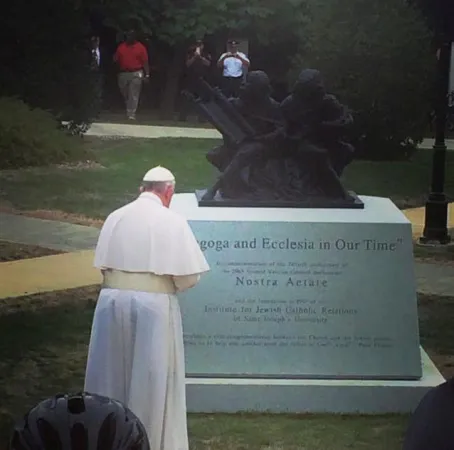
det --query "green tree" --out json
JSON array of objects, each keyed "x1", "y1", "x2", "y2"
[
  {"x1": 99, "y1": 0, "x2": 310, "y2": 116},
  {"x1": 0, "y1": 0, "x2": 98, "y2": 132},
  {"x1": 149, "y1": 0, "x2": 297, "y2": 117},
  {"x1": 410, "y1": 0, "x2": 454, "y2": 40},
  {"x1": 293, "y1": 0, "x2": 436, "y2": 159}
]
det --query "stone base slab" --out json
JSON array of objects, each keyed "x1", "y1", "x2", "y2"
[{"x1": 186, "y1": 348, "x2": 444, "y2": 414}]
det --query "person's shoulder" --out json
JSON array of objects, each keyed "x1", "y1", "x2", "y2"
[
  {"x1": 150, "y1": 202, "x2": 185, "y2": 222},
  {"x1": 115, "y1": 41, "x2": 126, "y2": 51},
  {"x1": 158, "y1": 207, "x2": 193, "y2": 235},
  {"x1": 135, "y1": 41, "x2": 148, "y2": 51},
  {"x1": 162, "y1": 207, "x2": 188, "y2": 224},
  {"x1": 105, "y1": 200, "x2": 135, "y2": 219},
  {"x1": 99, "y1": 204, "x2": 128, "y2": 231}
]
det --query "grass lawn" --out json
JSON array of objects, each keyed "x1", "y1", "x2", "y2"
[
  {"x1": 1, "y1": 283, "x2": 453, "y2": 449},
  {"x1": 0, "y1": 137, "x2": 453, "y2": 221},
  {"x1": 0, "y1": 285, "x2": 406, "y2": 450},
  {"x1": 1, "y1": 140, "x2": 453, "y2": 448},
  {"x1": 0, "y1": 241, "x2": 453, "y2": 449}
]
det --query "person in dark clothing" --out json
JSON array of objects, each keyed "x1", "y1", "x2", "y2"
[
  {"x1": 89, "y1": 35, "x2": 103, "y2": 117},
  {"x1": 403, "y1": 378, "x2": 454, "y2": 450},
  {"x1": 179, "y1": 39, "x2": 211, "y2": 121}
]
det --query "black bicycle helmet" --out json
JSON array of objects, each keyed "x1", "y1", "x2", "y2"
[{"x1": 9, "y1": 392, "x2": 150, "y2": 450}]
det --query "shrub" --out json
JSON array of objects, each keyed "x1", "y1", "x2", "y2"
[
  {"x1": 0, "y1": 98, "x2": 91, "y2": 169},
  {"x1": 0, "y1": 0, "x2": 98, "y2": 133},
  {"x1": 293, "y1": 0, "x2": 436, "y2": 160}
]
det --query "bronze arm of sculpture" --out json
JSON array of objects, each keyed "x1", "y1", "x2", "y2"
[{"x1": 182, "y1": 80, "x2": 265, "y2": 200}]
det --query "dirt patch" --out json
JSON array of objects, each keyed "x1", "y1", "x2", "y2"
[
  {"x1": 0, "y1": 285, "x2": 99, "y2": 316},
  {"x1": 0, "y1": 205, "x2": 104, "y2": 228},
  {"x1": 0, "y1": 164, "x2": 104, "y2": 181},
  {"x1": 419, "y1": 294, "x2": 454, "y2": 379},
  {"x1": 414, "y1": 256, "x2": 454, "y2": 267},
  {"x1": 54, "y1": 160, "x2": 106, "y2": 170},
  {"x1": 413, "y1": 241, "x2": 454, "y2": 267},
  {"x1": 427, "y1": 352, "x2": 454, "y2": 379},
  {"x1": 393, "y1": 195, "x2": 428, "y2": 210},
  {"x1": 0, "y1": 241, "x2": 64, "y2": 262}
]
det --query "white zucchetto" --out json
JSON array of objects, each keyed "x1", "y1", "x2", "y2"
[{"x1": 143, "y1": 166, "x2": 175, "y2": 182}]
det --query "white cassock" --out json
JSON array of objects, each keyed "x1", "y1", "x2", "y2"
[{"x1": 84, "y1": 192, "x2": 209, "y2": 450}]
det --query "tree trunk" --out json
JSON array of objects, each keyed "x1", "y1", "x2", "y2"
[{"x1": 159, "y1": 44, "x2": 185, "y2": 119}]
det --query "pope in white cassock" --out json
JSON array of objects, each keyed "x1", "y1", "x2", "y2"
[{"x1": 84, "y1": 166, "x2": 210, "y2": 450}]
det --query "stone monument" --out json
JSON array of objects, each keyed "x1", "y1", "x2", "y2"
[{"x1": 174, "y1": 69, "x2": 444, "y2": 414}]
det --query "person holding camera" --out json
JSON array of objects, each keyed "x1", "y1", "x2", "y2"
[
  {"x1": 179, "y1": 39, "x2": 212, "y2": 121},
  {"x1": 217, "y1": 39, "x2": 250, "y2": 98}
]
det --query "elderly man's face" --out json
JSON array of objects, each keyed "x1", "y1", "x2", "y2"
[{"x1": 162, "y1": 184, "x2": 175, "y2": 208}]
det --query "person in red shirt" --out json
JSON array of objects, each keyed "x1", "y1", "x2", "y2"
[{"x1": 114, "y1": 29, "x2": 150, "y2": 120}]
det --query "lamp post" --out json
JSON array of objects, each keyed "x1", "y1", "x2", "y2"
[{"x1": 420, "y1": 37, "x2": 452, "y2": 245}]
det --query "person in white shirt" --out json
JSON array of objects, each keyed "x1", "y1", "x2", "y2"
[
  {"x1": 84, "y1": 166, "x2": 210, "y2": 450},
  {"x1": 217, "y1": 39, "x2": 250, "y2": 98}
]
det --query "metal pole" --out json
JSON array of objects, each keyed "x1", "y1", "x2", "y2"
[{"x1": 420, "y1": 39, "x2": 452, "y2": 244}]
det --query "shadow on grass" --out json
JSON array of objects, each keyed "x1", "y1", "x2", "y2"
[
  {"x1": 187, "y1": 413, "x2": 408, "y2": 449},
  {"x1": 0, "y1": 288, "x2": 97, "y2": 444},
  {"x1": 419, "y1": 295, "x2": 454, "y2": 357}
]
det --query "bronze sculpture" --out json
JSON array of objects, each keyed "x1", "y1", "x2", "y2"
[{"x1": 183, "y1": 68, "x2": 363, "y2": 208}]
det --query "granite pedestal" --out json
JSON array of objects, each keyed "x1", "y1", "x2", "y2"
[{"x1": 170, "y1": 194, "x2": 444, "y2": 413}]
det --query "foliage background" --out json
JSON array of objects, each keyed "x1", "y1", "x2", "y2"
[
  {"x1": 0, "y1": 0, "x2": 99, "y2": 131},
  {"x1": 292, "y1": 0, "x2": 436, "y2": 159},
  {"x1": 0, "y1": 0, "x2": 441, "y2": 165},
  {"x1": 0, "y1": 98, "x2": 90, "y2": 169}
]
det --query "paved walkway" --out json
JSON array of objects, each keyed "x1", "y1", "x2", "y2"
[
  {"x1": 87, "y1": 122, "x2": 221, "y2": 139},
  {"x1": 0, "y1": 250, "x2": 100, "y2": 298},
  {"x1": 87, "y1": 122, "x2": 454, "y2": 150},
  {"x1": 0, "y1": 213, "x2": 99, "y2": 252},
  {"x1": 418, "y1": 138, "x2": 454, "y2": 150},
  {"x1": 405, "y1": 203, "x2": 454, "y2": 237},
  {"x1": 1, "y1": 210, "x2": 453, "y2": 298}
]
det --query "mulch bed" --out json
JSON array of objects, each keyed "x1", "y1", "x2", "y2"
[{"x1": 0, "y1": 241, "x2": 64, "y2": 262}]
